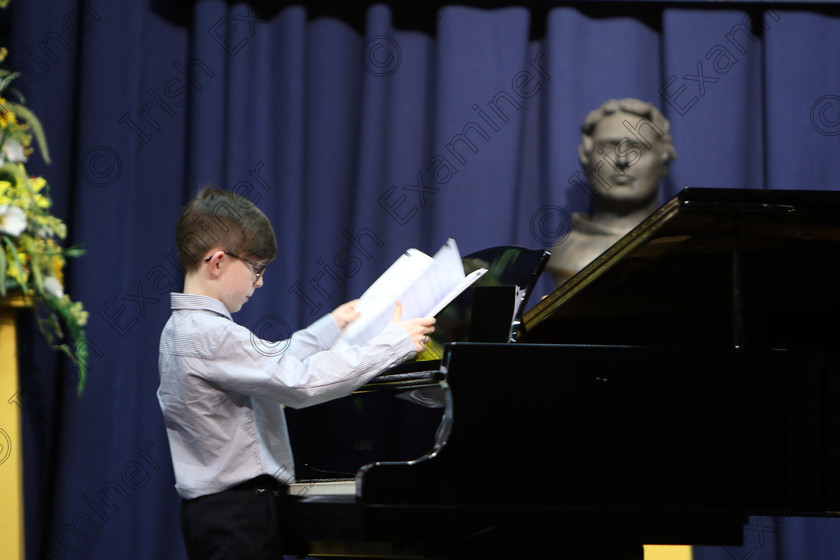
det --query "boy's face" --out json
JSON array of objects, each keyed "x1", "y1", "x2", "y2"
[{"x1": 215, "y1": 251, "x2": 266, "y2": 313}]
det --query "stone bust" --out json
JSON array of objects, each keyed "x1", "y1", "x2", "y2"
[{"x1": 546, "y1": 98, "x2": 677, "y2": 286}]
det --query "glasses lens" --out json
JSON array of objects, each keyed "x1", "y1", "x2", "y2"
[{"x1": 224, "y1": 251, "x2": 266, "y2": 280}]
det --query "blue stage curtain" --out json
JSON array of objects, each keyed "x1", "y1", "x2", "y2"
[{"x1": 4, "y1": 1, "x2": 840, "y2": 559}]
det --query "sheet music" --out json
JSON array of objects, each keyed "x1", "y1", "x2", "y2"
[
  {"x1": 336, "y1": 239, "x2": 486, "y2": 348},
  {"x1": 425, "y1": 268, "x2": 487, "y2": 318}
]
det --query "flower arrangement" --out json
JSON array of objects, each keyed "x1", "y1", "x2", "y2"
[{"x1": 0, "y1": 46, "x2": 89, "y2": 393}]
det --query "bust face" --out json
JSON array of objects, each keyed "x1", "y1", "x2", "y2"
[{"x1": 584, "y1": 111, "x2": 668, "y2": 209}]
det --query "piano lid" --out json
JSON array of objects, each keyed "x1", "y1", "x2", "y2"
[{"x1": 520, "y1": 187, "x2": 840, "y2": 349}]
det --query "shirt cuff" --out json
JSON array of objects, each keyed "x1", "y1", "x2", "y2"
[{"x1": 368, "y1": 321, "x2": 417, "y2": 361}]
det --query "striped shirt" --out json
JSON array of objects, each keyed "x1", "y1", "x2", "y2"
[{"x1": 157, "y1": 293, "x2": 416, "y2": 499}]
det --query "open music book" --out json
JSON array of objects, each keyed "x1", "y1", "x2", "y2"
[{"x1": 335, "y1": 239, "x2": 486, "y2": 348}]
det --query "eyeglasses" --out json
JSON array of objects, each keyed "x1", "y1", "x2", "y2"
[{"x1": 205, "y1": 250, "x2": 267, "y2": 281}]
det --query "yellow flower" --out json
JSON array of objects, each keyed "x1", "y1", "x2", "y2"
[
  {"x1": 30, "y1": 176, "x2": 46, "y2": 191},
  {"x1": 30, "y1": 176, "x2": 50, "y2": 208},
  {"x1": 51, "y1": 256, "x2": 65, "y2": 284},
  {"x1": 0, "y1": 101, "x2": 17, "y2": 126},
  {"x1": 0, "y1": 179, "x2": 12, "y2": 204},
  {"x1": 5, "y1": 246, "x2": 29, "y2": 284}
]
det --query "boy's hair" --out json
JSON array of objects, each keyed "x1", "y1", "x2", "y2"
[{"x1": 175, "y1": 186, "x2": 278, "y2": 273}]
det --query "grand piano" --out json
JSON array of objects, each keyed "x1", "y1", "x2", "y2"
[{"x1": 279, "y1": 188, "x2": 840, "y2": 559}]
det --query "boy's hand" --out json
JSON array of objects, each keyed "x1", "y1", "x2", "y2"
[
  {"x1": 392, "y1": 301, "x2": 436, "y2": 353},
  {"x1": 331, "y1": 300, "x2": 361, "y2": 331}
]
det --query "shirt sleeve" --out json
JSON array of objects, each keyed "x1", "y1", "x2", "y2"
[
  {"x1": 205, "y1": 318, "x2": 416, "y2": 408},
  {"x1": 285, "y1": 314, "x2": 342, "y2": 358}
]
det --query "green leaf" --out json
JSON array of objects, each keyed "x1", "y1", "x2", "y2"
[
  {"x1": 2, "y1": 235, "x2": 27, "y2": 292},
  {"x1": 1, "y1": 161, "x2": 32, "y2": 189},
  {"x1": 28, "y1": 246, "x2": 45, "y2": 297},
  {"x1": 0, "y1": 162, "x2": 41, "y2": 215},
  {"x1": 0, "y1": 71, "x2": 19, "y2": 94},
  {"x1": 2, "y1": 87, "x2": 27, "y2": 108},
  {"x1": 63, "y1": 245, "x2": 86, "y2": 258},
  {"x1": 5, "y1": 102, "x2": 50, "y2": 164}
]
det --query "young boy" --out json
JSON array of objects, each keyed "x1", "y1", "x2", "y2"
[{"x1": 157, "y1": 187, "x2": 435, "y2": 559}]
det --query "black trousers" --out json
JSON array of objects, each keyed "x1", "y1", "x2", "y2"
[{"x1": 180, "y1": 476, "x2": 288, "y2": 560}]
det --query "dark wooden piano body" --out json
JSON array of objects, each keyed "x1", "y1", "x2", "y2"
[{"x1": 280, "y1": 188, "x2": 840, "y2": 559}]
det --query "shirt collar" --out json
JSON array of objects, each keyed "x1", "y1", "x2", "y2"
[{"x1": 170, "y1": 293, "x2": 232, "y2": 320}]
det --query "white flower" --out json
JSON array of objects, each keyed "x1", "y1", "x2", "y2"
[
  {"x1": 43, "y1": 276, "x2": 64, "y2": 299},
  {"x1": 0, "y1": 204, "x2": 26, "y2": 236},
  {"x1": 0, "y1": 138, "x2": 27, "y2": 165},
  {"x1": 32, "y1": 224, "x2": 54, "y2": 238}
]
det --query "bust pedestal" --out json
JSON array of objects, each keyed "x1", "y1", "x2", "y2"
[{"x1": 1, "y1": 296, "x2": 28, "y2": 560}]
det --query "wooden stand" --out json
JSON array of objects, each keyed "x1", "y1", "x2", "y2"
[
  {"x1": 1, "y1": 296, "x2": 28, "y2": 560},
  {"x1": 644, "y1": 545, "x2": 692, "y2": 560}
]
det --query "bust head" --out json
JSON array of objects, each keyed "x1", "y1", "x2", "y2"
[{"x1": 578, "y1": 98, "x2": 676, "y2": 219}]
